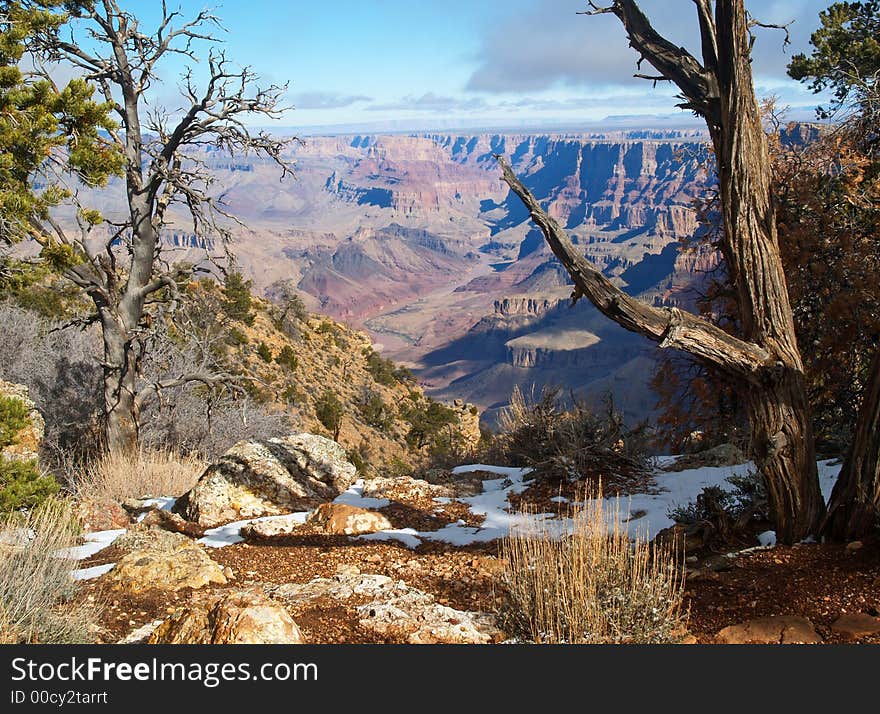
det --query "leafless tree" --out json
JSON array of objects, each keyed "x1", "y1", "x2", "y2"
[
  {"x1": 26, "y1": 1, "x2": 295, "y2": 454},
  {"x1": 497, "y1": 0, "x2": 824, "y2": 543}
]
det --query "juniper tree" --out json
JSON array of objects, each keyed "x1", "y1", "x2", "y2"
[
  {"x1": 497, "y1": 0, "x2": 826, "y2": 542},
  {"x1": 2, "y1": 1, "x2": 294, "y2": 454}
]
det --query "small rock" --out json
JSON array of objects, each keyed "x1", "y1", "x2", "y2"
[
  {"x1": 75, "y1": 498, "x2": 130, "y2": 532},
  {"x1": 831, "y1": 613, "x2": 880, "y2": 640},
  {"x1": 846, "y1": 541, "x2": 864, "y2": 552},
  {"x1": 149, "y1": 588, "x2": 303, "y2": 644},
  {"x1": 306, "y1": 503, "x2": 392, "y2": 535},
  {"x1": 716, "y1": 616, "x2": 822, "y2": 644},
  {"x1": 240, "y1": 515, "x2": 304, "y2": 540}
]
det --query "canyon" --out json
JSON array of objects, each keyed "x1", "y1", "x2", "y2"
[{"x1": 79, "y1": 129, "x2": 720, "y2": 424}]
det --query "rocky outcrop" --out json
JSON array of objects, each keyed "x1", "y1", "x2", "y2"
[
  {"x1": 270, "y1": 569, "x2": 504, "y2": 644},
  {"x1": 305, "y1": 503, "x2": 392, "y2": 535},
  {"x1": 716, "y1": 616, "x2": 822, "y2": 645},
  {"x1": 148, "y1": 588, "x2": 303, "y2": 645},
  {"x1": 663, "y1": 444, "x2": 748, "y2": 472},
  {"x1": 175, "y1": 434, "x2": 357, "y2": 528},
  {"x1": 107, "y1": 528, "x2": 228, "y2": 593}
]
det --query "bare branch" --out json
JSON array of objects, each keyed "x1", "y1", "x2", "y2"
[{"x1": 495, "y1": 155, "x2": 772, "y2": 379}]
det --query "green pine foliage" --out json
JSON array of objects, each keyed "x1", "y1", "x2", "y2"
[
  {"x1": 221, "y1": 272, "x2": 256, "y2": 326},
  {"x1": 0, "y1": 395, "x2": 57, "y2": 512},
  {"x1": 0, "y1": 1, "x2": 123, "y2": 245}
]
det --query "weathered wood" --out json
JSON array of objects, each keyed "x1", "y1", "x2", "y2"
[
  {"x1": 504, "y1": 0, "x2": 825, "y2": 542},
  {"x1": 823, "y1": 350, "x2": 880, "y2": 539}
]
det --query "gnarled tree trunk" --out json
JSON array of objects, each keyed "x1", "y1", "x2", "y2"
[
  {"x1": 498, "y1": 0, "x2": 825, "y2": 543},
  {"x1": 823, "y1": 350, "x2": 880, "y2": 539}
]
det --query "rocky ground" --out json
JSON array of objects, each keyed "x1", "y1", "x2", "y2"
[{"x1": 68, "y1": 436, "x2": 880, "y2": 646}]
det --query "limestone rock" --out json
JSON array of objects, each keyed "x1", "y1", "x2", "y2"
[
  {"x1": 831, "y1": 613, "x2": 880, "y2": 640},
  {"x1": 306, "y1": 503, "x2": 391, "y2": 535},
  {"x1": 175, "y1": 434, "x2": 357, "y2": 528},
  {"x1": 420, "y1": 468, "x2": 484, "y2": 497},
  {"x1": 148, "y1": 588, "x2": 303, "y2": 644},
  {"x1": 362, "y1": 475, "x2": 451, "y2": 501},
  {"x1": 270, "y1": 571, "x2": 503, "y2": 644},
  {"x1": 0, "y1": 380, "x2": 44, "y2": 462},
  {"x1": 240, "y1": 515, "x2": 305, "y2": 540},
  {"x1": 107, "y1": 528, "x2": 227, "y2": 593},
  {"x1": 716, "y1": 616, "x2": 822, "y2": 644}
]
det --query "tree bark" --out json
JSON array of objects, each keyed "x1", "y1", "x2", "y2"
[
  {"x1": 710, "y1": 1, "x2": 824, "y2": 544},
  {"x1": 498, "y1": 0, "x2": 825, "y2": 542},
  {"x1": 823, "y1": 349, "x2": 880, "y2": 539},
  {"x1": 99, "y1": 304, "x2": 140, "y2": 455}
]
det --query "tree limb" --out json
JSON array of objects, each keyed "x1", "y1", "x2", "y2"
[{"x1": 495, "y1": 155, "x2": 772, "y2": 379}]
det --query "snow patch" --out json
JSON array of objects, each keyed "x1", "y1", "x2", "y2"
[
  {"x1": 199, "y1": 512, "x2": 309, "y2": 548},
  {"x1": 56, "y1": 529, "x2": 127, "y2": 561},
  {"x1": 333, "y1": 479, "x2": 391, "y2": 509},
  {"x1": 72, "y1": 563, "x2": 116, "y2": 581}
]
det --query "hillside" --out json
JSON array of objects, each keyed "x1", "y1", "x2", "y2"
[{"x1": 205, "y1": 286, "x2": 481, "y2": 475}]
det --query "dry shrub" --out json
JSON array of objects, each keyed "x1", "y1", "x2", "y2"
[
  {"x1": 71, "y1": 449, "x2": 206, "y2": 502},
  {"x1": 499, "y1": 491, "x2": 687, "y2": 644},
  {"x1": 497, "y1": 386, "x2": 652, "y2": 493},
  {"x1": 0, "y1": 500, "x2": 99, "y2": 643}
]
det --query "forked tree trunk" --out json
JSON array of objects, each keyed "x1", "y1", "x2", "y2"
[
  {"x1": 823, "y1": 350, "x2": 880, "y2": 539},
  {"x1": 498, "y1": 0, "x2": 825, "y2": 543}
]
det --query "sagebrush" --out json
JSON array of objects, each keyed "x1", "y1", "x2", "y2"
[
  {"x1": 0, "y1": 500, "x2": 99, "y2": 644},
  {"x1": 500, "y1": 492, "x2": 687, "y2": 644}
]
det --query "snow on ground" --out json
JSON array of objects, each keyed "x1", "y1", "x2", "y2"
[
  {"x1": 137, "y1": 497, "x2": 176, "y2": 522},
  {"x1": 334, "y1": 480, "x2": 391, "y2": 509},
  {"x1": 199, "y1": 512, "x2": 310, "y2": 548},
  {"x1": 55, "y1": 528, "x2": 127, "y2": 561},
  {"x1": 72, "y1": 563, "x2": 116, "y2": 581},
  {"x1": 360, "y1": 458, "x2": 845, "y2": 549}
]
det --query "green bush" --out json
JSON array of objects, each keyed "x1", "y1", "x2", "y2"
[
  {"x1": 275, "y1": 345, "x2": 299, "y2": 371},
  {"x1": 363, "y1": 348, "x2": 413, "y2": 386},
  {"x1": 256, "y1": 342, "x2": 273, "y2": 363},
  {"x1": 356, "y1": 390, "x2": 393, "y2": 431},
  {"x1": 222, "y1": 272, "x2": 255, "y2": 326},
  {"x1": 225, "y1": 326, "x2": 250, "y2": 346},
  {"x1": 315, "y1": 390, "x2": 344, "y2": 440},
  {"x1": 0, "y1": 459, "x2": 59, "y2": 513},
  {"x1": 0, "y1": 396, "x2": 29, "y2": 449},
  {"x1": 400, "y1": 398, "x2": 459, "y2": 450}
]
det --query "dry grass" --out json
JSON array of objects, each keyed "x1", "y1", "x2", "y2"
[
  {"x1": 70, "y1": 448, "x2": 206, "y2": 502},
  {"x1": 499, "y1": 490, "x2": 687, "y2": 644},
  {"x1": 0, "y1": 500, "x2": 99, "y2": 643}
]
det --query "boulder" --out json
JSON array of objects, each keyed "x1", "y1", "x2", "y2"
[
  {"x1": 306, "y1": 503, "x2": 392, "y2": 535},
  {"x1": 716, "y1": 616, "x2": 822, "y2": 644},
  {"x1": 174, "y1": 434, "x2": 357, "y2": 528},
  {"x1": 831, "y1": 613, "x2": 880, "y2": 640},
  {"x1": 148, "y1": 588, "x2": 303, "y2": 644},
  {"x1": 107, "y1": 528, "x2": 227, "y2": 593}
]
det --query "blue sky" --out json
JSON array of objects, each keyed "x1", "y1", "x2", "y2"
[{"x1": 118, "y1": 0, "x2": 834, "y2": 132}]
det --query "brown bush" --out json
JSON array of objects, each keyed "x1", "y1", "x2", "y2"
[{"x1": 499, "y1": 491, "x2": 687, "y2": 644}]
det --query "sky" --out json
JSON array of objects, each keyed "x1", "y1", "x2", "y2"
[{"x1": 108, "y1": 0, "x2": 834, "y2": 133}]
